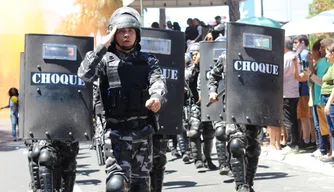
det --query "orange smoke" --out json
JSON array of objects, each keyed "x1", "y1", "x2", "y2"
[
  {"x1": 0, "y1": 0, "x2": 47, "y2": 118},
  {"x1": 0, "y1": 0, "x2": 121, "y2": 118}
]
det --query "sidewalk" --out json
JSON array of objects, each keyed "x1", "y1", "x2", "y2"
[{"x1": 261, "y1": 147, "x2": 334, "y2": 177}]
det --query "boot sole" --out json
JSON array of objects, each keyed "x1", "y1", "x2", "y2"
[
  {"x1": 197, "y1": 167, "x2": 207, "y2": 173},
  {"x1": 182, "y1": 156, "x2": 190, "y2": 162}
]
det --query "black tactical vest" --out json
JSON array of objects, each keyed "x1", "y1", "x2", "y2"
[{"x1": 100, "y1": 52, "x2": 151, "y2": 119}]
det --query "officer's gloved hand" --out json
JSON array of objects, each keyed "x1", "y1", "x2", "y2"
[{"x1": 209, "y1": 92, "x2": 218, "y2": 103}]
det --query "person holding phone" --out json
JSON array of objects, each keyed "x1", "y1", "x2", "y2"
[
  {"x1": 304, "y1": 38, "x2": 334, "y2": 162},
  {"x1": 293, "y1": 35, "x2": 316, "y2": 149}
]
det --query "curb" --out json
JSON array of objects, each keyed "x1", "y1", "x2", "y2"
[{"x1": 261, "y1": 150, "x2": 334, "y2": 177}]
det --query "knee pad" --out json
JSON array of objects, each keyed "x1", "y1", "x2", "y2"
[
  {"x1": 229, "y1": 138, "x2": 246, "y2": 158},
  {"x1": 247, "y1": 143, "x2": 262, "y2": 157},
  {"x1": 190, "y1": 104, "x2": 201, "y2": 118},
  {"x1": 153, "y1": 154, "x2": 167, "y2": 170},
  {"x1": 188, "y1": 129, "x2": 200, "y2": 139},
  {"x1": 31, "y1": 143, "x2": 41, "y2": 161},
  {"x1": 106, "y1": 175, "x2": 128, "y2": 192},
  {"x1": 215, "y1": 126, "x2": 227, "y2": 141},
  {"x1": 38, "y1": 148, "x2": 57, "y2": 168}
]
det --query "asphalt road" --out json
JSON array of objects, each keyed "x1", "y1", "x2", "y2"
[{"x1": 1, "y1": 140, "x2": 334, "y2": 192}]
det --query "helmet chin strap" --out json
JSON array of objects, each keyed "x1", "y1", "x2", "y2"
[{"x1": 116, "y1": 41, "x2": 137, "y2": 51}]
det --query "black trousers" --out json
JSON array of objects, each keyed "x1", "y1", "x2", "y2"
[{"x1": 283, "y1": 98, "x2": 299, "y2": 147}]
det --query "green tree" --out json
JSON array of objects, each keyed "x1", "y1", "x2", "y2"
[
  {"x1": 307, "y1": 0, "x2": 334, "y2": 47},
  {"x1": 308, "y1": 0, "x2": 334, "y2": 18},
  {"x1": 55, "y1": 0, "x2": 122, "y2": 37}
]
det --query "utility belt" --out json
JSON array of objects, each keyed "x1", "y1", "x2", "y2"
[{"x1": 106, "y1": 118, "x2": 150, "y2": 130}]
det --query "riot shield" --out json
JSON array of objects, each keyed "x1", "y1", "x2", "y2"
[
  {"x1": 225, "y1": 22, "x2": 284, "y2": 127},
  {"x1": 19, "y1": 52, "x2": 25, "y2": 139},
  {"x1": 199, "y1": 41, "x2": 226, "y2": 122},
  {"x1": 141, "y1": 28, "x2": 185, "y2": 135},
  {"x1": 23, "y1": 34, "x2": 94, "y2": 140}
]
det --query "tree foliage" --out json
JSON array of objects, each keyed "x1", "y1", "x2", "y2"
[
  {"x1": 308, "y1": 0, "x2": 334, "y2": 17},
  {"x1": 55, "y1": 0, "x2": 122, "y2": 36}
]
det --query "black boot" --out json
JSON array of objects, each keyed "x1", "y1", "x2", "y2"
[
  {"x1": 39, "y1": 166, "x2": 53, "y2": 192},
  {"x1": 190, "y1": 138, "x2": 205, "y2": 172},
  {"x1": 216, "y1": 140, "x2": 230, "y2": 175},
  {"x1": 230, "y1": 157, "x2": 249, "y2": 192},
  {"x1": 150, "y1": 169, "x2": 165, "y2": 192},
  {"x1": 203, "y1": 138, "x2": 217, "y2": 170},
  {"x1": 194, "y1": 160, "x2": 206, "y2": 172},
  {"x1": 177, "y1": 134, "x2": 189, "y2": 162},
  {"x1": 204, "y1": 158, "x2": 217, "y2": 170},
  {"x1": 236, "y1": 184, "x2": 251, "y2": 192},
  {"x1": 61, "y1": 171, "x2": 76, "y2": 192},
  {"x1": 246, "y1": 156, "x2": 259, "y2": 192}
]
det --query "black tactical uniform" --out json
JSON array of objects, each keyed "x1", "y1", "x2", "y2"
[
  {"x1": 211, "y1": 36, "x2": 232, "y2": 176},
  {"x1": 186, "y1": 43, "x2": 216, "y2": 172},
  {"x1": 208, "y1": 52, "x2": 261, "y2": 192},
  {"x1": 150, "y1": 134, "x2": 169, "y2": 192},
  {"x1": 78, "y1": 7, "x2": 167, "y2": 192}
]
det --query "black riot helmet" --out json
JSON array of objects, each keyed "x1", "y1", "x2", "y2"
[
  {"x1": 186, "y1": 43, "x2": 200, "y2": 54},
  {"x1": 107, "y1": 7, "x2": 142, "y2": 51}
]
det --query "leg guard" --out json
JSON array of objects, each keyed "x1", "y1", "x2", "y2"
[
  {"x1": 177, "y1": 132, "x2": 191, "y2": 163},
  {"x1": 28, "y1": 143, "x2": 41, "y2": 190},
  {"x1": 202, "y1": 122, "x2": 215, "y2": 159},
  {"x1": 177, "y1": 133, "x2": 188, "y2": 154},
  {"x1": 229, "y1": 137, "x2": 247, "y2": 190},
  {"x1": 151, "y1": 134, "x2": 168, "y2": 192},
  {"x1": 189, "y1": 109, "x2": 202, "y2": 162},
  {"x1": 246, "y1": 126, "x2": 262, "y2": 191},
  {"x1": 213, "y1": 121, "x2": 230, "y2": 175},
  {"x1": 216, "y1": 140, "x2": 229, "y2": 174},
  {"x1": 189, "y1": 136, "x2": 202, "y2": 161},
  {"x1": 39, "y1": 166, "x2": 53, "y2": 192},
  {"x1": 38, "y1": 146, "x2": 58, "y2": 192}
]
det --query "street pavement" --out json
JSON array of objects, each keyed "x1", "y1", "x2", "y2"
[{"x1": 1, "y1": 118, "x2": 334, "y2": 192}]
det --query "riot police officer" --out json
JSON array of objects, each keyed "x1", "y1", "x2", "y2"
[
  {"x1": 78, "y1": 7, "x2": 167, "y2": 192},
  {"x1": 186, "y1": 43, "x2": 216, "y2": 172},
  {"x1": 92, "y1": 79, "x2": 106, "y2": 165},
  {"x1": 209, "y1": 36, "x2": 232, "y2": 176},
  {"x1": 208, "y1": 52, "x2": 261, "y2": 192}
]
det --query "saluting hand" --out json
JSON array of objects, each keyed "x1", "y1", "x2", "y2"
[
  {"x1": 103, "y1": 25, "x2": 118, "y2": 48},
  {"x1": 145, "y1": 98, "x2": 161, "y2": 113}
]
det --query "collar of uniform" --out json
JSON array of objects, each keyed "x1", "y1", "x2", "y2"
[{"x1": 115, "y1": 49, "x2": 138, "y2": 62}]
